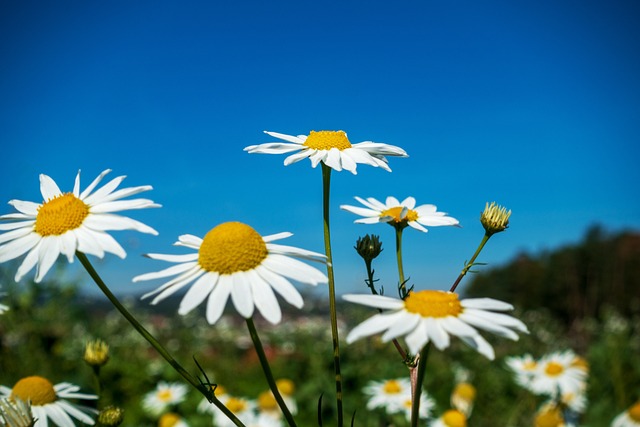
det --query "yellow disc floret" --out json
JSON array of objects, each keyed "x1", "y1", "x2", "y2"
[
  {"x1": 382, "y1": 380, "x2": 402, "y2": 394},
  {"x1": 158, "y1": 413, "x2": 181, "y2": 427},
  {"x1": 35, "y1": 193, "x2": 89, "y2": 236},
  {"x1": 381, "y1": 206, "x2": 418, "y2": 223},
  {"x1": 453, "y1": 383, "x2": 476, "y2": 401},
  {"x1": 404, "y1": 290, "x2": 463, "y2": 318},
  {"x1": 258, "y1": 391, "x2": 278, "y2": 411},
  {"x1": 544, "y1": 362, "x2": 564, "y2": 377},
  {"x1": 303, "y1": 130, "x2": 352, "y2": 150},
  {"x1": 11, "y1": 376, "x2": 57, "y2": 406},
  {"x1": 628, "y1": 401, "x2": 640, "y2": 422},
  {"x1": 535, "y1": 406, "x2": 564, "y2": 427},
  {"x1": 442, "y1": 409, "x2": 467, "y2": 427},
  {"x1": 198, "y1": 222, "x2": 268, "y2": 275},
  {"x1": 225, "y1": 397, "x2": 248, "y2": 413},
  {"x1": 276, "y1": 379, "x2": 295, "y2": 396}
]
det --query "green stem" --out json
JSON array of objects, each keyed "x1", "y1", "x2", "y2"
[
  {"x1": 76, "y1": 251, "x2": 245, "y2": 427},
  {"x1": 449, "y1": 234, "x2": 490, "y2": 293},
  {"x1": 410, "y1": 345, "x2": 430, "y2": 427},
  {"x1": 321, "y1": 164, "x2": 344, "y2": 427},
  {"x1": 246, "y1": 318, "x2": 297, "y2": 427},
  {"x1": 395, "y1": 227, "x2": 407, "y2": 296}
]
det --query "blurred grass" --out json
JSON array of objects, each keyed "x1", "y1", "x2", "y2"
[{"x1": 1, "y1": 262, "x2": 639, "y2": 426}]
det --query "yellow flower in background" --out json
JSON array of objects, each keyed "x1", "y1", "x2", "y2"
[
  {"x1": 431, "y1": 409, "x2": 467, "y2": 427},
  {"x1": 244, "y1": 130, "x2": 408, "y2": 174},
  {"x1": 142, "y1": 382, "x2": 188, "y2": 417},
  {"x1": 134, "y1": 222, "x2": 327, "y2": 325},
  {"x1": 612, "y1": 400, "x2": 640, "y2": 427},
  {"x1": 344, "y1": 290, "x2": 528, "y2": 359},
  {"x1": 0, "y1": 376, "x2": 97, "y2": 427},
  {"x1": 341, "y1": 196, "x2": 459, "y2": 232},
  {"x1": 0, "y1": 169, "x2": 159, "y2": 283}
]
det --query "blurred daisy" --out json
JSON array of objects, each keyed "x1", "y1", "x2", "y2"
[
  {"x1": 341, "y1": 196, "x2": 459, "y2": 232},
  {"x1": 612, "y1": 400, "x2": 640, "y2": 427},
  {"x1": 0, "y1": 375, "x2": 97, "y2": 426},
  {"x1": 257, "y1": 379, "x2": 297, "y2": 420},
  {"x1": 142, "y1": 382, "x2": 188, "y2": 416},
  {"x1": 363, "y1": 378, "x2": 412, "y2": 412},
  {"x1": 244, "y1": 130, "x2": 408, "y2": 174},
  {"x1": 505, "y1": 353, "x2": 538, "y2": 388},
  {"x1": 451, "y1": 382, "x2": 476, "y2": 417},
  {"x1": 431, "y1": 409, "x2": 467, "y2": 427},
  {"x1": 211, "y1": 395, "x2": 257, "y2": 427},
  {"x1": 0, "y1": 169, "x2": 159, "y2": 283},
  {"x1": 344, "y1": 290, "x2": 528, "y2": 360},
  {"x1": 545, "y1": 391, "x2": 588, "y2": 415},
  {"x1": 134, "y1": 221, "x2": 327, "y2": 325},
  {"x1": 398, "y1": 393, "x2": 435, "y2": 421},
  {"x1": 197, "y1": 385, "x2": 228, "y2": 415},
  {"x1": 244, "y1": 412, "x2": 284, "y2": 427},
  {"x1": 529, "y1": 351, "x2": 588, "y2": 396},
  {"x1": 158, "y1": 412, "x2": 189, "y2": 427},
  {"x1": 534, "y1": 403, "x2": 572, "y2": 427}
]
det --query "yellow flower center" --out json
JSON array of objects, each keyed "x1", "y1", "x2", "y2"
[
  {"x1": 535, "y1": 407, "x2": 564, "y2": 427},
  {"x1": 11, "y1": 376, "x2": 57, "y2": 406},
  {"x1": 258, "y1": 391, "x2": 278, "y2": 411},
  {"x1": 157, "y1": 389, "x2": 174, "y2": 402},
  {"x1": 453, "y1": 383, "x2": 476, "y2": 401},
  {"x1": 213, "y1": 385, "x2": 227, "y2": 396},
  {"x1": 158, "y1": 413, "x2": 181, "y2": 427},
  {"x1": 380, "y1": 206, "x2": 419, "y2": 223},
  {"x1": 276, "y1": 379, "x2": 295, "y2": 396},
  {"x1": 545, "y1": 362, "x2": 565, "y2": 377},
  {"x1": 35, "y1": 193, "x2": 89, "y2": 236},
  {"x1": 382, "y1": 380, "x2": 402, "y2": 394},
  {"x1": 442, "y1": 409, "x2": 467, "y2": 427},
  {"x1": 404, "y1": 290, "x2": 462, "y2": 318},
  {"x1": 629, "y1": 401, "x2": 640, "y2": 422},
  {"x1": 198, "y1": 222, "x2": 268, "y2": 275},
  {"x1": 226, "y1": 397, "x2": 247, "y2": 413},
  {"x1": 303, "y1": 130, "x2": 352, "y2": 150}
]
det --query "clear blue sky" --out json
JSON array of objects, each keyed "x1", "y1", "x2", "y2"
[{"x1": 1, "y1": 0, "x2": 639, "y2": 296}]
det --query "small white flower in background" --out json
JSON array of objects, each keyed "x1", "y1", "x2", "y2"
[
  {"x1": 528, "y1": 350, "x2": 588, "y2": 397},
  {"x1": 0, "y1": 169, "x2": 159, "y2": 283},
  {"x1": 341, "y1": 196, "x2": 459, "y2": 232},
  {"x1": 211, "y1": 395, "x2": 257, "y2": 427},
  {"x1": 505, "y1": 353, "x2": 538, "y2": 388},
  {"x1": 134, "y1": 222, "x2": 327, "y2": 325},
  {"x1": 398, "y1": 392, "x2": 435, "y2": 422},
  {"x1": 430, "y1": 409, "x2": 468, "y2": 427},
  {"x1": 0, "y1": 375, "x2": 97, "y2": 426},
  {"x1": 343, "y1": 290, "x2": 528, "y2": 360},
  {"x1": 612, "y1": 400, "x2": 640, "y2": 427},
  {"x1": 142, "y1": 382, "x2": 188, "y2": 416},
  {"x1": 363, "y1": 378, "x2": 412, "y2": 412},
  {"x1": 244, "y1": 130, "x2": 408, "y2": 174}
]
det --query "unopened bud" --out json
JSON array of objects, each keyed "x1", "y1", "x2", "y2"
[{"x1": 480, "y1": 202, "x2": 511, "y2": 236}]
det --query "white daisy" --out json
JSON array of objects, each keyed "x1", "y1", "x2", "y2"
[
  {"x1": 0, "y1": 375, "x2": 97, "y2": 427},
  {"x1": 343, "y1": 290, "x2": 528, "y2": 360},
  {"x1": 529, "y1": 351, "x2": 588, "y2": 397},
  {"x1": 256, "y1": 379, "x2": 297, "y2": 420},
  {"x1": 398, "y1": 392, "x2": 435, "y2": 421},
  {"x1": 142, "y1": 382, "x2": 188, "y2": 416},
  {"x1": 0, "y1": 169, "x2": 159, "y2": 283},
  {"x1": 244, "y1": 130, "x2": 408, "y2": 174},
  {"x1": 505, "y1": 353, "x2": 539, "y2": 388},
  {"x1": 134, "y1": 221, "x2": 327, "y2": 325},
  {"x1": 612, "y1": 401, "x2": 640, "y2": 427},
  {"x1": 450, "y1": 382, "x2": 476, "y2": 417},
  {"x1": 533, "y1": 403, "x2": 572, "y2": 427},
  {"x1": 363, "y1": 378, "x2": 412, "y2": 412},
  {"x1": 197, "y1": 385, "x2": 228, "y2": 415},
  {"x1": 211, "y1": 395, "x2": 257, "y2": 427},
  {"x1": 341, "y1": 196, "x2": 459, "y2": 232},
  {"x1": 430, "y1": 409, "x2": 468, "y2": 427}
]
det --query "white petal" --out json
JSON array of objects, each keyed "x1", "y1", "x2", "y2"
[
  {"x1": 416, "y1": 215, "x2": 460, "y2": 227},
  {"x1": 346, "y1": 313, "x2": 395, "y2": 343},
  {"x1": 414, "y1": 204, "x2": 437, "y2": 214},
  {"x1": 147, "y1": 269, "x2": 203, "y2": 304},
  {"x1": 404, "y1": 319, "x2": 429, "y2": 354},
  {"x1": 133, "y1": 261, "x2": 199, "y2": 282},
  {"x1": 83, "y1": 213, "x2": 158, "y2": 235},
  {"x1": 0, "y1": 232, "x2": 41, "y2": 262},
  {"x1": 90, "y1": 231, "x2": 126, "y2": 258},
  {"x1": 82, "y1": 175, "x2": 126, "y2": 205},
  {"x1": 39, "y1": 174, "x2": 62, "y2": 201},
  {"x1": 352, "y1": 141, "x2": 408, "y2": 157},
  {"x1": 8, "y1": 200, "x2": 40, "y2": 216},
  {"x1": 248, "y1": 269, "x2": 282, "y2": 324},
  {"x1": 44, "y1": 402, "x2": 76, "y2": 426},
  {"x1": 175, "y1": 234, "x2": 203, "y2": 249},
  {"x1": 309, "y1": 150, "x2": 326, "y2": 168},
  {"x1": 80, "y1": 169, "x2": 112, "y2": 199},
  {"x1": 354, "y1": 217, "x2": 383, "y2": 224},
  {"x1": 339, "y1": 151, "x2": 358, "y2": 174},
  {"x1": 206, "y1": 276, "x2": 232, "y2": 324},
  {"x1": 263, "y1": 131, "x2": 306, "y2": 144},
  {"x1": 381, "y1": 312, "x2": 421, "y2": 342},
  {"x1": 262, "y1": 254, "x2": 327, "y2": 285},
  {"x1": 266, "y1": 243, "x2": 326, "y2": 262},
  {"x1": 178, "y1": 273, "x2": 218, "y2": 315},
  {"x1": 339, "y1": 205, "x2": 379, "y2": 219},
  {"x1": 262, "y1": 231, "x2": 292, "y2": 242},
  {"x1": 439, "y1": 316, "x2": 479, "y2": 337},
  {"x1": 75, "y1": 227, "x2": 106, "y2": 258},
  {"x1": 89, "y1": 199, "x2": 159, "y2": 213},
  {"x1": 15, "y1": 240, "x2": 43, "y2": 281},
  {"x1": 341, "y1": 148, "x2": 380, "y2": 168},
  {"x1": 323, "y1": 148, "x2": 343, "y2": 171},
  {"x1": 254, "y1": 265, "x2": 304, "y2": 308},
  {"x1": 407, "y1": 221, "x2": 429, "y2": 232},
  {"x1": 401, "y1": 197, "x2": 416, "y2": 209},
  {"x1": 94, "y1": 185, "x2": 154, "y2": 204},
  {"x1": 459, "y1": 334, "x2": 495, "y2": 360},
  {"x1": 284, "y1": 150, "x2": 312, "y2": 165},
  {"x1": 461, "y1": 298, "x2": 514, "y2": 311},
  {"x1": 0, "y1": 219, "x2": 36, "y2": 230},
  {"x1": 35, "y1": 237, "x2": 62, "y2": 282},
  {"x1": 230, "y1": 272, "x2": 254, "y2": 318},
  {"x1": 424, "y1": 317, "x2": 450, "y2": 350},
  {"x1": 385, "y1": 196, "x2": 400, "y2": 207},
  {"x1": 144, "y1": 253, "x2": 199, "y2": 263},
  {"x1": 58, "y1": 231, "x2": 78, "y2": 262},
  {"x1": 342, "y1": 294, "x2": 404, "y2": 310},
  {"x1": 356, "y1": 196, "x2": 386, "y2": 212},
  {"x1": 56, "y1": 401, "x2": 96, "y2": 424},
  {"x1": 0, "y1": 225, "x2": 35, "y2": 245},
  {"x1": 72, "y1": 170, "x2": 81, "y2": 196}
]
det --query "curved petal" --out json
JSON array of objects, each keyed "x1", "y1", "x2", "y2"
[
  {"x1": 39, "y1": 174, "x2": 62, "y2": 201},
  {"x1": 342, "y1": 294, "x2": 404, "y2": 310},
  {"x1": 206, "y1": 276, "x2": 233, "y2": 324},
  {"x1": 230, "y1": 272, "x2": 254, "y2": 318},
  {"x1": 254, "y1": 265, "x2": 304, "y2": 308},
  {"x1": 248, "y1": 269, "x2": 282, "y2": 324},
  {"x1": 178, "y1": 272, "x2": 218, "y2": 315}
]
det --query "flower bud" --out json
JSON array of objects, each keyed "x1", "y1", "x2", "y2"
[
  {"x1": 355, "y1": 234, "x2": 383, "y2": 262},
  {"x1": 84, "y1": 339, "x2": 110, "y2": 367},
  {"x1": 480, "y1": 202, "x2": 511, "y2": 236},
  {"x1": 97, "y1": 406, "x2": 125, "y2": 426}
]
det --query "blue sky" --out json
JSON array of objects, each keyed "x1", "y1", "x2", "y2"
[{"x1": 1, "y1": 0, "x2": 639, "y2": 297}]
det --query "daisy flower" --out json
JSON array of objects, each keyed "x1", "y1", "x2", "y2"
[
  {"x1": 451, "y1": 382, "x2": 476, "y2": 417},
  {"x1": 343, "y1": 290, "x2": 528, "y2": 360},
  {"x1": 612, "y1": 400, "x2": 640, "y2": 427},
  {"x1": 134, "y1": 221, "x2": 327, "y2": 325},
  {"x1": 363, "y1": 378, "x2": 412, "y2": 412},
  {"x1": 158, "y1": 412, "x2": 189, "y2": 427},
  {"x1": 341, "y1": 196, "x2": 459, "y2": 232},
  {"x1": 430, "y1": 409, "x2": 468, "y2": 427},
  {"x1": 398, "y1": 393, "x2": 435, "y2": 422},
  {"x1": 533, "y1": 403, "x2": 574, "y2": 427},
  {"x1": 0, "y1": 375, "x2": 97, "y2": 426},
  {"x1": 211, "y1": 395, "x2": 257, "y2": 427},
  {"x1": 505, "y1": 353, "x2": 539, "y2": 388},
  {"x1": 529, "y1": 351, "x2": 588, "y2": 396},
  {"x1": 244, "y1": 130, "x2": 408, "y2": 174},
  {"x1": 257, "y1": 379, "x2": 297, "y2": 420},
  {"x1": 0, "y1": 169, "x2": 159, "y2": 283},
  {"x1": 142, "y1": 382, "x2": 188, "y2": 416}
]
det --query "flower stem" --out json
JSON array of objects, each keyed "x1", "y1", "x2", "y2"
[
  {"x1": 75, "y1": 251, "x2": 246, "y2": 427},
  {"x1": 410, "y1": 344, "x2": 430, "y2": 427},
  {"x1": 395, "y1": 227, "x2": 407, "y2": 296},
  {"x1": 246, "y1": 318, "x2": 297, "y2": 427},
  {"x1": 449, "y1": 234, "x2": 490, "y2": 293},
  {"x1": 321, "y1": 164, "x2": 344, "y2": 427}
]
